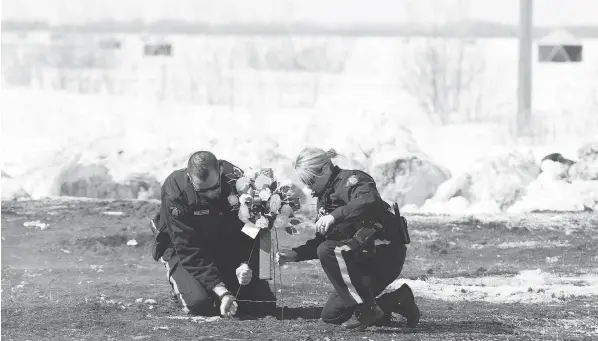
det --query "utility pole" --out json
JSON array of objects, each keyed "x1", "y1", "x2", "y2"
[{"x1": 517, "y1": 0, "x2": 533, "y2": 137}]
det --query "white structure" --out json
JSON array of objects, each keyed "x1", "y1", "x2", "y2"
[{"x1": 537, "y1": 29, "x2": 583, "y2": 63}]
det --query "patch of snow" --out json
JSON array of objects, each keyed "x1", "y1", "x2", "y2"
[
  {"x1": 23, "y1": 220, "x2": 49, "y2": 230},
  {"x1": 387, "y1": 269, "x2": 598, "y2": 304},
  {"x1": 103, "y1": 211, "x2": 125, "y2": 216},
  {"x1": 546, "y1": 256, "x2": 560, "y2": 264},
  {"x1": 409, "y1": 229, "x2": 439, "y2": 240},
  {"x1": 166, "y1": 316, "x2": 221, "y2": 324},
  {"x1": 496, "y1": 241, "x2": 571, "y2": 249},
  {"x1": 10, "y1": 281, "x2": 27, "y2": 292}
]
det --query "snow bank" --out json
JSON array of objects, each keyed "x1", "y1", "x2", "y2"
[
  {"x1": 502, "y1": 141, "x2": 598, "y2": 213},
  {"x1": 414, "y1": 151, "x2": 540, "y2": 214},
  {"x1": 388, "y1": 269, "x2": 598, "y2": 304},
  {"x1": 2, "y1": 88, "x2": 596, "y2": 214},
  {"x1": 1, "y1": 171, "x2": 31, "y2": 201},
  {"x1": 371, "y1": 156, "x2": 450, "y2": 207},
  {"x1": 508, "y1": 178, "x2": 598, "y2": 213},
  {"x1": 569, "y1": 139, "x2": 598, "y2": 181},
  {"x1": 467, "y1": 151, "x2": 540, "y2": 209},
  {"x1": 3, "y1": 89, "x2": 441, "y2": 202},
  {"x1": 323, "y1": 112, "x2": 451, "y2": 207},
  {"x1": 414, "y1": 140, "x2": 598, "y2": 214}
]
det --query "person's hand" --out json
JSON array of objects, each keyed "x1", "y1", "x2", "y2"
[
  {"x1": 276, "y1": 249, "x2": 298, "y2": 266},
  {"x1": 315, "y1": 214, "x2": 335, "y2": 234},
  {"x1": 235, "y1": 263, "x2": 252, "y2": 286},
  {"x1": 220, "y1": 294, "x2": 238, "y2": 318}
]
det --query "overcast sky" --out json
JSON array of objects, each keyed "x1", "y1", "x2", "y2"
[{"x1": 3, "y1": 0, "x2": 598, "y2": 26}]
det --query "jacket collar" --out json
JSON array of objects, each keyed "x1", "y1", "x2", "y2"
[{"x1": 315, "y1": 165, "x2": 342, "y2": 197}]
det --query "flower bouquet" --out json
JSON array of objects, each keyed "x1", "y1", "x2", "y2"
[{"x1": 229, "y1": 168, "x2": 301, "y2": 238}]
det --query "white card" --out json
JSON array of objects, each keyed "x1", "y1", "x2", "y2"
[{"x1": 241, "y1": 223, "x2": 260, "y2": 239}]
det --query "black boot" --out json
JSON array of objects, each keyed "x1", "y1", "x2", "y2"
[
  {"x1": 168, "y1": 290, "x2": 180, "y2": 309},
  {"x1": 377, "y1": 284, "x2": 420, "y2": 328},
  {"x1": 341, "y1": 301, "x2": 385, "y2": 331},
  {"x1": 372, "y1": 313, "x2": 392, "y2": 327}
]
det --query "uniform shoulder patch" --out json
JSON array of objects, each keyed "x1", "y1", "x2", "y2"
[
  {"x1": 233, "y1": 166, "x2": 244, "y2": 178},
  {"x1": 225, "y1": 166, "x2": 244, "y2": 184},
  {"x1": 170, "y1": 206, "x2": 182, "y2": 218},
  {"x1": 345, "y1": 175, "x2": 359, "y2": 187}
]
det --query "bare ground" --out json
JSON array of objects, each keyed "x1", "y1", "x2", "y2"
[{"x1": 2, "y1": 198, "x2": 597, "y2": 341}]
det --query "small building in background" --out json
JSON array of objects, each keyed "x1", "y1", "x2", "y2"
[{"x1": 537, "y1": 29, "x2": 583, "y2": 63}]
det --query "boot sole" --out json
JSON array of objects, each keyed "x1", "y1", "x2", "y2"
[
  {"x1": 373, "y1": 313, "x2": 392, "y2": 327},
  {"x1": 342, "y1": 311, "x2": 385, "y2": 331}
]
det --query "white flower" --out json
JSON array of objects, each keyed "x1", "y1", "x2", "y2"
[
  {"x1": 274, "y1": 215, "x2": 290, "y2": 228},
  {"x1": 256, "y1": 216, "x2": 269, "y2": 229},
  {"x1": 280, "y1": 204, "x2": 293, "y2": 217},
  {"x1": 269, "y1": 194, "x2": 282, "y2": 213},
  {"x1": 259, "y1": 168, "x2": 275, "y2": 179},
  {"x1": 255, "y1": 175, "x2": 273, "y2": 190},
  {"x1": 235, "y1": 177, "x2": 252, "y2": 194},
  {"x1": 259, "y1": 188, "x2": 272, "y2": 201},
  {"x1": 238, "y1": 205, "x2": 251, "y2": 223},
  {"x1": 247, "y1": 167, "x2": 260, "y2": 180},
  {"x1": 239, "y1": 194, "x2": 253, "y2": 206},
  {"x1": 278, "y1": 179, "x2": 294, "y2": 188},
  {"x1": 227, "y1": 194, "x2": 239, "y2": 206}
]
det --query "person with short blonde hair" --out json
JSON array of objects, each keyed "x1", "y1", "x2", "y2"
[
  {"x1": 278, "y1": 147, "x2": 420, "y2": 331},
  {"x1": 294, "y1": 147, "x2": 339, "y2": 187}
]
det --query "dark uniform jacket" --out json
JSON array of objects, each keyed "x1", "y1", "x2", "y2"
[
  {"x1": 156, "y1": 160, "x2": 251, "y2": 291},
  {"x1": 292, "y1": 165, "x2": 393, "y2": 261}
]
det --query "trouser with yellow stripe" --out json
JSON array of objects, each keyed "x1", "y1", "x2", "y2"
[
  {"x1": 316, "y1": 240, "x2": 407, "y2": 324},
  {"x1": 160, "y1": 253, "x2": 276, "y2": 316}
]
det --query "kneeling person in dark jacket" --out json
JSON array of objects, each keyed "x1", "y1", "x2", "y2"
[
  {"x1": 277, "y1": 147, "x2": 420, "y2": 330},
  {"x1": 150, "y1": 151, "x2": 276, "y2": 317}
]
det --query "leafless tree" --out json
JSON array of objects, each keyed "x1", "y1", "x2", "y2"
[
  {"x1": 245, "y1": 35, "x2": 353, "y2": 108},
  {"x1": 399, "y1": 0, "x2": 486, "y2": 125}
]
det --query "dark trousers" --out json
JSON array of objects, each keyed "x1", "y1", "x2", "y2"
[
  {"x1": 316, "y1": 240, "x2": 406, "y2": 324},
  {"x1": 162, "y1": 254, "x2": 277, "y2": 316}
]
